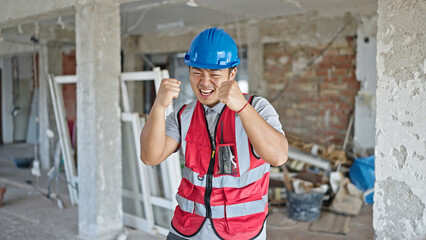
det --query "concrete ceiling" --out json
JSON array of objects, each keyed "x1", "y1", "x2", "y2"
[
  {"x1": 0, "y1": 0, "x2": 377, "y2": 44},
  {"x1": 120, "y1": 0, "x2": 304, "y2": 34},
  {"x1": 119, "y1": 0, "x2": 377, "y2": 35}
]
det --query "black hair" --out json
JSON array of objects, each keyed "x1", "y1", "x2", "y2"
[{"x1": 188, "y1": 66, "x2": 236, "y2": 76}]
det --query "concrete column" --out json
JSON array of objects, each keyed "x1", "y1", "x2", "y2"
[
  {"x1": 38, "y1": 46, "x2": 50, "y2": 169},
  {"x1": 122, "y1": 36, "x2": 143, "y2": 72},
  {"x1": 76, "y1": 1, "x2": 122, "y2": 239},
  {"x1": 122, "y1": 36, "x2": 144, "y2": 113},
  {"x1": 1, "y1": 56, "x2": 14, "y2": 143},
  {"x1": 246, "y1": 20, "x2": 266, "y2": 96},
  {"x1": 47, "y1": 41, "x2": 63, "y2": 76},
  {"x1": 374, "y1": 1, "x2": 426, "y2": 239}
]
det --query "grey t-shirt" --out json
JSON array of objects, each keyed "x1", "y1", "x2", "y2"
[{"x1": 166, "y1": 96, "x2": 285, "y2": 146}]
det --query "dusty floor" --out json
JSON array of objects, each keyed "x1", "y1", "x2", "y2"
[{"x1": 0, "y1": 143, "x2": 374, "y2": 240}]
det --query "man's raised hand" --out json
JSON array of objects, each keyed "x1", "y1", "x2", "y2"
[
  {"x1": 155, "y1": 78, "x2": 181, "y2": 109},
  {"x1": 218, "y1": 80, "x2": 247, "y2": 112}
]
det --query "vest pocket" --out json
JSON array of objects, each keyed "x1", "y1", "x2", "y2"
[
  {"x1": 177, "y1": 179, "x2": 196, "y2": 215},
  {"x1": 222, "y1": 186, "x2": 263, "y2": 234},
  {"x1": 185, "y1": 131, "x2": 211, "y2": 176},
  {"x1": 215, "y1": 143, "x2": 239, "y2": 176}
]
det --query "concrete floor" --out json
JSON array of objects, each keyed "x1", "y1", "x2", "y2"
[{"x1": 0, "y1": 143, "x2": 374, "y2": 240}]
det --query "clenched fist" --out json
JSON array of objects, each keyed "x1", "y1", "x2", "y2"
[
  {"x1": 218, "y1": 80, "x2": 247, "y2": 112},
  {"x1": 155, "y1": 78, "x2": 181, "y2": 109}
]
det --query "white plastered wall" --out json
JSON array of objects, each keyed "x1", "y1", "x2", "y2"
[{"x1": 374, "y1": 1, "x2": 426, "y2": 239}]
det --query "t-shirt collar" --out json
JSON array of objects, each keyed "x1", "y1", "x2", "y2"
[{"x1": 203, "y1": 102, "x2": 225, "y2": 114}]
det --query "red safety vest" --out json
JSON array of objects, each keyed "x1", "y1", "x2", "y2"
[{"x1": 171, "y1": 95, "x2": 270, "y2": 240}]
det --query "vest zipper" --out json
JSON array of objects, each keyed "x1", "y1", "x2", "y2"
[{"x1": 203, "y1": 105, "x2": 226, "y2": 219}]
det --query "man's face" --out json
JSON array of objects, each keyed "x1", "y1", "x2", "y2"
[{"x1": 189, "y1": 67, "x2": 237, "y2": 107}]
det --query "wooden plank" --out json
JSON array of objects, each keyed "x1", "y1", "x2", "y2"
[
  {"x1": 310, "y1": 211, "x2": 351, "y2": 235},
  {"x1": 282, "y1": 165, "x2": 293, "y2": 192}
]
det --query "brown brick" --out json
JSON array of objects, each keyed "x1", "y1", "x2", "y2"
[
  {"x1": 347, "y1": 55, "x2": 356, "y2": 61},
  {"x1": 338, "y1": 103, "x2": 353, "y2": 111},
  {"x1": 320, "y1": 83, "x2": 331, "y2": 91},
  {"x1": 346, "y1": 36, "x2": 356, "y2": 47},
  {"x1": 303, "y1": 70, "x2": 316, "y2": 77},
  {"x1": 330, "y1": 123, "x2": 347, "y2": 130},
  {"x1": 333, "y1": 69, "x2": 347, "y2": 76},
  {"x1": 342, "y1": 76, "x2": 357, "y2": 83},
  {"x1": 332, "y1": 55, "x2": 347, "y2": 62},
  {"x1": 332, "y1": 83, "x2": 349, "y2": 90},
  {"x1": 334, "y1": 61, "x2": 354, "y2": 69},
  {"x1": 339, "y1": 48, "x2": 355, "y2": 55},
  {"x1": 324, "y1": 49, "x2": 340, "y2": 56},
  {"x1": 332, "y1": 38, "x2": 349, "y2": 48},
  {"x1": 324, "y1": 77, "x2": 339, "y2": 83},
  {"x1": 62, "y1": 50, "x2": 76, "y2": 75},
  {"x1": 321, "y1": 130, "x2": 339, "y2": 136},
  {"x1": 322, "y1": 103, "x2": 338, "y2": 109},
  {"x1": 322, "y1": 56, "x2": 334, "y2": 63},
  {"x1": 316, "y1": 69, "x2": 329, "y2": 76},
  {"x1": 321, "y1": 95, "x2": 342, "y2": 104},
  {"x1": 319, "y1": 61, "x2": 332, "y2": 68}
]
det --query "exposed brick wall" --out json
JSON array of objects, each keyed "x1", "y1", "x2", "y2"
[
  {"x1": 62, "y1": 49, "x2": 77, "y2": 121},
  {"x1": 264, "y1": 36, "x2": 359, "y2": 145}
]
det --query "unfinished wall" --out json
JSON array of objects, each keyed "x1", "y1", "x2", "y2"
[
  {"x1": 262, "y1": 14, "x2": 359, "y2": 145},
  {"x1": 374, "y1": 1, "x2": 426, "y2": 239}
]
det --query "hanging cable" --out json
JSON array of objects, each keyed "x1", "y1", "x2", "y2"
[
  {"x1": 235, "y1": 15, "x2": 242, "y2": 59},
  {"x1": 126, "y1": 8, "x2": 149, "y2": 34}
]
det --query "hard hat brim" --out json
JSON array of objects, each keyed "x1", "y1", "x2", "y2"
[{"x1": 184, "y1": 57, "x2": 240, "y2": 70}]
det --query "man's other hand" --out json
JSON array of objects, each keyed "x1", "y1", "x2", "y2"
[{"x1": 219, "y1": 80, "x2": 247, "y2": 112}]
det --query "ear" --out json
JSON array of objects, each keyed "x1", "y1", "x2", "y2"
[{"x1": 229, "y1": 67, "x2": 237, "y2": 80}]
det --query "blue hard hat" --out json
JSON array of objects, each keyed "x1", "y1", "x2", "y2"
[{"x1": 184, "y1": 27, "x2": 240, "y2": 69}]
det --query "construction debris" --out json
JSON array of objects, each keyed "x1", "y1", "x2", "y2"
[
  {"x1": 288, "y1": 146, "x2": 330, "y2": 170},
  {"x1": 310, "y1": 211, "x2": 351, "y2": 235},
  {"x1": 286, "y1": 133, "x2": 350, "y2": 167},
  {"x1": 267, "y1": 132, "x2": 369, "y2": 235},
  {"x1": 329, "y1": 178, "x2": 363, "y2": 216}
]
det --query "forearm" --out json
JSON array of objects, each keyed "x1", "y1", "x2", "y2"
[
  {"x1": 140, "y1": 103, "x2": 167, "y2": 165},
  {"x1": 238, "y1": 104, "x2": 288, "y2": 166}
]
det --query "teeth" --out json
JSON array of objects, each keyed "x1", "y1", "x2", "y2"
[{"x1": 200, "y1": 89, "x2": 213, "y2": 95}]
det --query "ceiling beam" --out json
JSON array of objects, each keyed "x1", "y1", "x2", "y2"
[
  {"x1": 0, "y1": 0, "x2": 77, "y2": 29},
  {"x1": 0, "y1": 0, "x2": 137, "y2": 29}
]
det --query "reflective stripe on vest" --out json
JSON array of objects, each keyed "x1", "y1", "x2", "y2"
[
  {"x1": 182, "y1": 163, "x2": 269, "y2": 188},
  {"x1": 176, "y1": 193, "x2": 269, "y2": 219}
]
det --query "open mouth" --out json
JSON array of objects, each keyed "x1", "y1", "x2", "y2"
[{"x1": 200, "y1": 89, "x2": 214, "y2": 96}]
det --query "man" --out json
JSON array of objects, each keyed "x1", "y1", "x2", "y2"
[{"x1": 140, "y1": 27, "x2": 288, "y2": 240}]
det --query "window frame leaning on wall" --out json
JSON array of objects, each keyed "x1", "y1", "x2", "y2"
[
  {"x1": 120, "y1": 67, "x2": 182, "y2": 235},
  {"x1": 48, "y1": 75, "x2": 79, "y2": 205}
]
